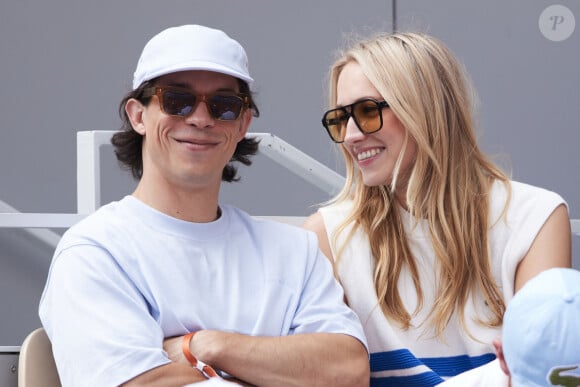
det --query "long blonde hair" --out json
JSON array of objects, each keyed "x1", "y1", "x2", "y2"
[{"x1": 328, "y1": 32, "x2": 510, "y2": 336}]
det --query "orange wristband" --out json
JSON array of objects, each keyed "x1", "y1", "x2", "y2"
[
  {"x1": 182, "y1": 332, "x2": 198, "y2": 366},
  {"x1": 182, "y1": 332, "x2": 220, "y2": 378}
]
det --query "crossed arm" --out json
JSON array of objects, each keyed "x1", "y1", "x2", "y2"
[{"x1": 123, "y1": 330, "x2": 369, "y2": 386}]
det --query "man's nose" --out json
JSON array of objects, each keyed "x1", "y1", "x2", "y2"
[{"x1": 184, "y1": 99, "x2": 215, "y2": 127}]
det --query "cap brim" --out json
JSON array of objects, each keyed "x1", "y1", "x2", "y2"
[{"x1": 135, "y1": 61, "x2": 254, "y2": 90}]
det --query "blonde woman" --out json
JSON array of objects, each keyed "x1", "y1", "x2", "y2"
[{"x1": 304, "y1": 32, "x2": 571, "y2": 386}]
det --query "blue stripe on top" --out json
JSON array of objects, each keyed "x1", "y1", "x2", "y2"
[
  {"x1": 370, "y1": 371, "x2": 444, "y2": 387},
  {"x1": 370, "y1": 349, "x2": 424, "y2": 371},
  {"x1": 423, "y1": 353, "x2": 496, "y2": 376},
  {"x1": 369, "y1": 349, "x2": 496, "y2": 386}
]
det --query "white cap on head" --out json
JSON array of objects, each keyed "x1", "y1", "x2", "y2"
[
  {"x1": 132, "y1": 24, "x2": 254, "y2": 90},
  {"x1": 502, "y1": 267, "x2": 580, "y2": 387}
]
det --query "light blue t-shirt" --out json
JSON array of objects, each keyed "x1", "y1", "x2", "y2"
[{"x1": 39, "y1": 196, "x2": 366, "y2": 387}]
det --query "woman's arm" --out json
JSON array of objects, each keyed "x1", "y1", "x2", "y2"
[
  {"x1": 303, "y1": 212, "x2": 334, "y2": 262},
  {"x1": 514, "y1": 204, "x2": 571, "y2": 292}
]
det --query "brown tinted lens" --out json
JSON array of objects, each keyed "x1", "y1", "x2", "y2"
[
  {"x1": 158, "y1": 88, "x2": 246, "y2": 121},
  {"x1": 208, "y1": 94, "x2": 244, "y2": 120},
  {"x1": 323, "y1": 109, "x2": 347, "y2": 142},
  {"x1": 353, "y1": 100, "x2": 382, "y2": 133},
  {"x1": 161, "y1": 89, "x2": 196, "y2": 116}
]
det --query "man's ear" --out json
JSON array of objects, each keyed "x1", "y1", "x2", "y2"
[
  {"x1": 493, "y1": 338, "x2": 510, "y2": 377},
  {"x1": 125, "y1": 99, "x2": 147, "y2": 136}
]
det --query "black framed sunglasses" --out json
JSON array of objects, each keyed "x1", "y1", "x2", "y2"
[
  {"x1": 321, "y1": 98, "x2": 390, "y2": 143},
  {"x1": 143, "y1": 86, "x2": 250, "y2": 121}
]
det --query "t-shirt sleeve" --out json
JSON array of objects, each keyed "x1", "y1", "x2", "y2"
[
  {"x1": 39, "y1": 244, "x2": 170, "y2": 387},
  {"x1": 289, "y1": 231, "x2": 368, "y2": 352}
]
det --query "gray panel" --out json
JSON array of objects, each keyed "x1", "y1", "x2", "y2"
[
  {"x1": 397, "y1": 0, "x2": 580, "y2": 268},
  {"x1": 0, "y1": 229, "x2": 54, "y2": 345},
  {"x1": 0, "y1": 352, "x2": 18, "y2": 387},
  {"x1": 0, "y1": 0, "x2": 393, "y2": 216},
  {"x1": 0, "y1": 0, "x2": 393, "y2": 347}
]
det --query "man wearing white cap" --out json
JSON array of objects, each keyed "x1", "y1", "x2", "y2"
[{"x1": 39, "y1": 25, "x2": 369, "y2": 387}]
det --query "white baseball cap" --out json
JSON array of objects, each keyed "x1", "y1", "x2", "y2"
[
  {"x1": 132, "y1": 24, "x2": 254, "y2": 90},
  {"x1": 502, "y1": 267, "x2": 580, "y2": 387}
]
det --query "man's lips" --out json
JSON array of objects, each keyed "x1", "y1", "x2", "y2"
[{"x1": 174, "y1": 137, "x2": 219, "y2": 146}]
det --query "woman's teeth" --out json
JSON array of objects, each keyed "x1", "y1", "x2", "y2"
[{"x1": 357, "y1": 148, "x2": 381, "y2": 161}]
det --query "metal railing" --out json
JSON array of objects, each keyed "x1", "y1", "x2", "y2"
[
  {"x1": 0, "y1": 131, "x2": 344, "y2": 246},
  {"x1": 75, "y1": 131, "x2": 344, "y2": 214},
  {"x1": 0, "y1": 131, "x2": 579, "y2": 248}
]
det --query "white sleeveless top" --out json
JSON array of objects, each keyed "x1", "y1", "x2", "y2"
[{"x1": 319, "y1": 180, "x2": 565, "y2": 386}]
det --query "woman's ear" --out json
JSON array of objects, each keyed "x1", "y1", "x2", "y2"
[{"x1": 125, "y1": 99, "x2": 147, "y2": 136}]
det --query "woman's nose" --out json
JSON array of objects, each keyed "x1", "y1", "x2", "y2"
[{"x1": 343, "y1": 116, "x2": 364, "y2": 144}]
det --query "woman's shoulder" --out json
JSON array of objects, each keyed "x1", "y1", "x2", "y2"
[
  {"x1": 318, "y1": 199, "x2": 354, "y2": 216},
  {"x1": 491, "y1": 180, "x2": 566, "y2": 210},
  {"x1": 489, "y1": 179, "x2": 567, "y2": 236}
]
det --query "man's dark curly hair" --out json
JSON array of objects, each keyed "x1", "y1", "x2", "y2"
[{"x1": 111, "y1": 77, "x2": 260, "y2": 182}]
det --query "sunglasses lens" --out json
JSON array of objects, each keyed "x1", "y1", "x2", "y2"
[
  {"x1": 161, "y1": 90, "x2": 196, "y2": 117},
  {"x1": 158, "y1": 89, "x2": 245, "y2": 121},
  {"x1": 209, "y1": 95, "x2": 244, "y2": 121},
  {"x1": 322, "y1": 99, "x2": 385, "y2": 142},
  {"x1": 352, "y1": 100, "x2": 382, "y2": 133},
  {"x1": 323, "y1": 109, "x2": 348, "y2": 142}
]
